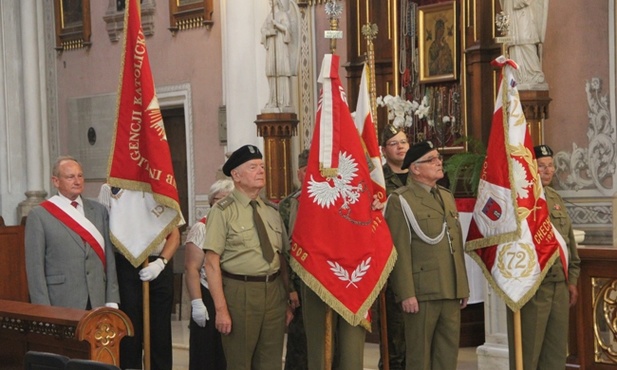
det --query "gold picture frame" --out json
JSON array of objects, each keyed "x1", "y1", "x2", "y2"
[
  {"x1": 418, "y1": 1, "x2": 457, "y2": 83},
  {"x1": 54, "y1": 0, "x2": 91, "y2": 51}
]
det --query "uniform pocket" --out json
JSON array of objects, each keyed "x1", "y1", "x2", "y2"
[{"x1": 412, "y1": 262, "x2": 440, "y2": 295}]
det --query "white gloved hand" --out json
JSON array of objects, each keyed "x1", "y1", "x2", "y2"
[
  {"x1": 191, "y1": 298, "x2": 209, "y2": 327},
  {"x1": 105, "y1": 302, "x2": 119, "y2": 309},
  {"x1": 139, "y1": 258, "x2": 166, "y2": 281}
]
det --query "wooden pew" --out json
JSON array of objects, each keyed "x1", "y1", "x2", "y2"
[
  {"x1": 0, "y1": 300, "x2": 133, "y2": 370},
  {"x1": 0, "y1": 220, "x2": 28, "y2": 302}
]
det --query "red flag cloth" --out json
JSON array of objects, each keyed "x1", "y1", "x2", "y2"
[
  {"x1": 465, "y1": 56, "x2": 568, "y2": 311},
  {"x1": 353, "y1": 64, "x2": 387, "y2": 203},
  {"x1": 290, "y1": 54, "x2": 396, "y2": 329},
  {"x1": 105, "y1": 0, "x2": 184, "y2": 267}
]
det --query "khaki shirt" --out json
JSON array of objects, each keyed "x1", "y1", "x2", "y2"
[{"x1": 203, "y1": 188, "x2": 287, "y2": 275}]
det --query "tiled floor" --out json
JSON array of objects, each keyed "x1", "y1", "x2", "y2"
[{"x1": 170, "y1": 320, "x2": 478, "y2": 370}]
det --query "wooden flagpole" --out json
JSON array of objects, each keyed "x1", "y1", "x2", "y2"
[{"x1": 513, "y1": 311, "x2": 523, "y2": 370}]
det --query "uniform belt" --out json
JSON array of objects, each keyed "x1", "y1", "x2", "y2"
[{"x1": 222, "y1": 270, "x2": 280, "y2": 282}]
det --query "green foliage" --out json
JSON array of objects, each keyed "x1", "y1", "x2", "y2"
[{"x1": 443, "y1": 137, "x2": 486, "y2": 196}]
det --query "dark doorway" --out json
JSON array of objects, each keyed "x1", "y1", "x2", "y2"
[{"x1": 161, "y1": 107, "x2": 188, "y2": 233}]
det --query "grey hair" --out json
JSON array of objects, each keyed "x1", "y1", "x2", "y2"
[
  {"x1": 52, "y1": 155, "x2": 80, "y2": 177},
  {"x1": 208, "y1": 179, "x2": 234, "y2": 206}
]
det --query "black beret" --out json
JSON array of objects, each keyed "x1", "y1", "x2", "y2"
[
  {"x1": 222, "y1": 145, "x2": 263, "y2": 176},
  {"x1": 534, "y1": 145, "x2": 553, "y2": 159},
  {"x1": 380, "y1": 124, "x2": 403, "y2": 146},
  {"x1": 402, "y1": 140, "x2": 435, "y2": 169},
  {"x1": 298, "y1": 149, "x2": 310, "y2": 168}
]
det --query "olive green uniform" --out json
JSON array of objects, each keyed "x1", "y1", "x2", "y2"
[
  {"x1": 379, "y1": 163, "x2": 410, "y2": 370},
  {"x1": 279, "y1": 190, "x2": 308, "y2": 370},
  {"x1": 385, "y1": 180, "x2": 469, "y2": 370},
  {"x1": 506, "y1": 186, "x2": 581, "y2": 370},
  {"x1": 203, "y1": 188, "x2": 288, "y2": 370}
]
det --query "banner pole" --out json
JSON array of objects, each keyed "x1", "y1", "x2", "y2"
[
  {"x1": 142, "y1": 260, "x2": 151, "y2": 370},
  {"x1": 514, "y1": 310, "x2": 523, "y2": 370},
  {"x1": 324, "y1": 306, "x2": 333, "y2": 370},
  {"x1": 378, "y1": 287, "x2": 390, "y2": 370}
]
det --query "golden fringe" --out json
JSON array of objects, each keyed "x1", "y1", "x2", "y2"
[
  {"x1": 112, "y1": 212, "x2": 184, "y2": 268},
  {"x1": 467, "y1": 248, "x2": 560, "y2": 312},
  {"x1": 106, "y1": 2, "x2": 132, "y2": 180},
  {"x1": 290, "y1": 244, "x2": 398, "y2": 331}
]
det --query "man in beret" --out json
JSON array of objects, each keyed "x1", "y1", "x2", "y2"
[
  {"x1": 278, "y1": 149, "x2": 309, "y2": 370},
  {"x1": 203, "y1": 144, "x2": 293, "y2": 369},
  {"x1": 384, "y1": 141, "x2": 469, "y2": 370},
  {"x1": 378, "y1": 124, "x2": 410, "y2": 370},
  {"x1": 506, "y1": 145, "x2": 580, "y2": 370}
]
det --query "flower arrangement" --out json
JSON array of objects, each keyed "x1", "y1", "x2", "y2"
[{"x1": 376, "y1": 94, "x2": 430, "y2": 128}]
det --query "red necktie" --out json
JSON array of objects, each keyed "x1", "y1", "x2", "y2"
[{"x1": 71, "y1": 201, "x2": 79, "y2": 208}]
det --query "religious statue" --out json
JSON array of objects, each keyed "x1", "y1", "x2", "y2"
[
  {"x1": 261, "y1": 0, "x2": 300, "y2": 113},
  {"x1": 500, "y1": 0, "x2": 548, "y2": 90}
]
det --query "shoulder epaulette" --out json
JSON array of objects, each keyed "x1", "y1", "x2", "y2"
[
  {"x1": 437, "y1": 184, "x2": 453, "y2": 194},
  {"x1": 262, "y1": 197, "x2": 279, "y2": 211},
  {"x1": 216, "y1": 197, "x2": 235, "y2": 210},
  {"x1": 393, "y1": 186, "x2": 408, "y2": 196}
]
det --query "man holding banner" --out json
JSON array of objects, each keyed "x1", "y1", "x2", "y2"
[
  {"x1": 102, "y1": 0, "x2": 185, "y2": 369},
  {"x1": 504, "y1": 144, "x2": 580, "y2": 370},
  {"x1": 465, "y1": 56, "x2": 573, "y2": 370},
  {"x1": 291, "y1": 54, "x2": 396, "y2": 370}
]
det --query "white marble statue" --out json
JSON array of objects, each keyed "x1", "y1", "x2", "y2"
[
  {"x1": 261, "y1": 0, "x2": 300, "y2": 113},
  {"x1": 500, "y1": 0, "x2": 549, "y2": 90}
]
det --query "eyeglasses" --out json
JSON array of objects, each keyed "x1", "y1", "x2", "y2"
[
  {"x1": 385, "y1": 139, "x2": 409, "y2": 148},
  {"x1": 414, "y1": 154, "x2": 443, "y2": 165}
]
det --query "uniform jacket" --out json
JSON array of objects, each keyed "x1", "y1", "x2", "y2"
[
  {"x1": 383, "y1": 163, "x2": 410, "y2": 195},
  {"x1": 25, "y1": 198, "x2": 120, "y2": 309},
  {"x1": 385, "y1": 180, "x2": 469, "y2": 302}
]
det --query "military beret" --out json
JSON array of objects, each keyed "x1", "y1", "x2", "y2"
[
  {"x1": 534, "y1": 144, "x2": 553, "y2": 159},
  {"x1": 222, "y1": 145, "x2": 263, "y2": 176},
  {"x1": 298, "y1": 149, "x2": 310, "y2": 168},
  {"x1": 402, "y1": 140, "x2": 435, "y2": 169},
  {"x1": 380, "y1": 124, "x2": 403, "y2": 146}
]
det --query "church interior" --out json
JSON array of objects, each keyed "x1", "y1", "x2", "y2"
[{"x1": 0, "y1": 0, "x2": 616, "y2": 369}]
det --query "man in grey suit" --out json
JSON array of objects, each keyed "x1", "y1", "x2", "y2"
[{"x1": 25, "y1": 156, "x2": 119, "y2": 310}]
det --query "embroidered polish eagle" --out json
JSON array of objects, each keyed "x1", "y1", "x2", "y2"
[{"x1": 307, "y1": 151, "x2": 365, "y2": 212}]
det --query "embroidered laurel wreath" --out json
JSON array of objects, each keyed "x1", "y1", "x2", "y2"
[{"x1": 328, "y1": 257, "x2": 372, "y2": 288}]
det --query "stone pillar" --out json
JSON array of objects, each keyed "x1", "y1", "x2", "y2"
[
  {"x1": 255, "y1": 113, "x2": 298, "y2": 201},
  {"x1": 476, "y1": 284, "x2": 510, "y2": 370},
  {"x1": 519, "y1": 90, "x2": 551, "y2": 146},
  {"x1": 18, "y1": 0, "x2": 47, "y2": 220}
]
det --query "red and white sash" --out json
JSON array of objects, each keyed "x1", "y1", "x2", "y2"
[{"x1": 40, "y1": 196, "x2": 107, "y2": 269}]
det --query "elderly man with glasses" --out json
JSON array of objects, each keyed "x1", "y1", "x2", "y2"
[{"x1": 384, "y1": 141, "x2": 469, "y2": 370}]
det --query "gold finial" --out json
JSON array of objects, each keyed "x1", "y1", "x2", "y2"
[
  {"x1": 362, "y1": 23, "x2": 379, "y2": 135},
  {"x1": 324, "y1": 0, "x2": 343, "y2": 53}
]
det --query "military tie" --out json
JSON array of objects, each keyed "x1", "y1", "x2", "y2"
[{"x1": 250, "y1": 200, "x2": 274, "y2": 263}]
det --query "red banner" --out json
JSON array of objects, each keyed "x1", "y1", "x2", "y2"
[
  {"x1": 105, "y1": 0, "x2": 183, "y2": 267},
  {"x1": 465, "y1": 56, "x2": 567, "y2": 311},
  {"x1": 290, "y1": 54, "x2": 396, "y2": 329},
  {"x1": 353, "y1": 64, "x2": 386, "y2": 203}
]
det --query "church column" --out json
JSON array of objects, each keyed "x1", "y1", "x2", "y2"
[
  {"x1": 18, "y1": 0, "x2": 47, "y2": 219},
  {"x1": 222, "y1": 0, "x2": 270, "y2": 151}
]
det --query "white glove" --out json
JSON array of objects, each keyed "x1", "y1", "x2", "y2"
[
  {"x1": 191, "y1": 298, "x2": 209, "y2": 327},
  {"x1": 105, "y1": 302, "x2": 119, "y2": 309},
  {"x1": 139, "y1": 258, "x2": 165, "y2": 281}
]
